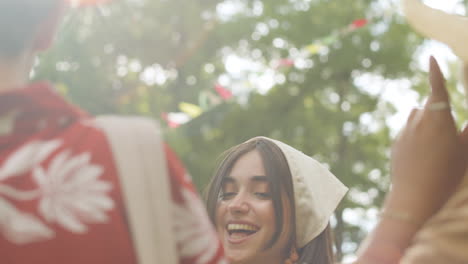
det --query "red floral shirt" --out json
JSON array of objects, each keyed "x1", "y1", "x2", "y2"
[{"x1": 0, "y1": 82, "x2": 225, "y2": 264}]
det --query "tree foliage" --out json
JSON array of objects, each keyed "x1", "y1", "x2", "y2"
[{"x1": 35, "y1": 0, "x2": 468, "y2": 260}]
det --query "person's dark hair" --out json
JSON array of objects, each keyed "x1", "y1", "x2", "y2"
[
  {"x1": 0, "y1": 0, "x2": 60, "y2": 58},
  {"x1": 205, "y1": 137, "x2": 335, "y2": 264},
  {"x1": 298, "y1": 224, "x2": 335, "y2": 264}
]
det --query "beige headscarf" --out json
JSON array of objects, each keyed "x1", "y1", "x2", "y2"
[{"x1": 249, "y1": 137, "x2": 348, "y2": 248}]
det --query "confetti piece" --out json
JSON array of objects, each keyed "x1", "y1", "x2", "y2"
[
  {"x1": 198, "y1": 92, "x2": 210, "y2": 110},
  {"x1": 305, "y1": 44, "x2": 324, "y2": 55},
  {"x1": 199, "y1": 91, "x2": 222, "y2": 110},
  {"x1": 179, "y1": 102, "x2": 203, "y2": 118},
  {"x1": 275, "y1": 58, "x2": 295, "y2": 69},
  {"x1": 214, "y1": 84, "x2": 233, "y2": 100},
  {"x1": 351, "y1": 19, "x2": 368, "y2": 29},
  {"x1": 321, "y1": 35, "x2": 338, "y2": 45},
  {"x1": 161, "y1": 113, "x2": 181, "y2": 128},
  {"x1": 67, "y1": 0, "x2": 112, "y2": 7}
]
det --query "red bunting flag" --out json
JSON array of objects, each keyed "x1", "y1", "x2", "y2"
[
  {"x1": 161, "y1": 113, "x2": 181, "y2": 128},
  {"x1": 277, "y1": 58, "x2": 294, "y2": 68},
  {"x1": 351, "y1": 19, "x2": 368, "y2": 29},
  {"x1": 67, "y1": 0, "x2": 112, "y2": 7},
  {"x1": 214, "y1": 84, "x2": 233, "y2": 100}
]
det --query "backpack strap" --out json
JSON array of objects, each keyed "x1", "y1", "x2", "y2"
[{"x1": 95, "y1": 116, "x2": 177, "y2": 264}]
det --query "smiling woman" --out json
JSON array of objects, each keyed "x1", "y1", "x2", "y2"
[{"x1": 205, "y1": 137, "x2": 348, "y2": 264}]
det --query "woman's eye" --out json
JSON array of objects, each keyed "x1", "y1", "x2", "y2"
[
  {"x1": 254, "y1": 192, "x2": 271, "y2": 199},
  {"x1": 220, "y1": 192, "x2": 236, "y2": 200}
]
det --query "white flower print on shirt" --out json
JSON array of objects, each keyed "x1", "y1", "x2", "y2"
[
  {"x1": 0, "y1": 198, "x2": 54, "y2": 245},
  {"x1": 0, "y1": 140, "x2": 61, "y2": 181},
  {"x1": 34, "y1": 151, "x2": 114, "y2": 233},
  {"x1": 0, "y1": 140, "x2": 114, "y2": 244}
]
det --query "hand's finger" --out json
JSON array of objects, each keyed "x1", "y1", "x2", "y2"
[
  {"x1": 407, "y1": 108, "x2": 422, "y2": 123},
  {"x1": 425, "y1": 56, "x2": 450, "y2": 105},
  {"x1": 394, "y1": 108, "x2": 421, "y2": 142},
  {"x1": 460, "y1": 124, "x2": 468, "y2": 146},
  {"x1": 407, "y1": 108, "x2": 424, "y2": 130}
]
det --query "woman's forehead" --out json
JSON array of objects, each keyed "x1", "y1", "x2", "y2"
[{"x1": 228, "y1": 150, "x2": 265, "y2": 177}]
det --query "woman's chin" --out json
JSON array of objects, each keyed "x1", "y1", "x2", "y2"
[{"x1": 226, "y1": 252, "x2": 251, "y2": 264}]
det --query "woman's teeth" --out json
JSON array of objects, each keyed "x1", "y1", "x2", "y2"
[{"x1": 227, "y1": 224, "x2": 259, "y2": 238}]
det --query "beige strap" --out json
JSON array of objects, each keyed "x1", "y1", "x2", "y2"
[{"x1": 96, "y1": 116, "x2": 177, "y2": 264}]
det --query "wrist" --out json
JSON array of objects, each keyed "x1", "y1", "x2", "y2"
[
  {"x1": 383, "y1": 189, "x2": 434, "y2": 225},
  {"x1": 356, "y1": 215, "x2": 419, "y2": 264},
  {"x1": 379, "y1": 210, "x2": 420, "y2": 227}
]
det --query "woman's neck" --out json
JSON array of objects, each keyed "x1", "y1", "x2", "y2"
[{"x1": 0, "y1": 52, "x2": 35, "y2": 93}]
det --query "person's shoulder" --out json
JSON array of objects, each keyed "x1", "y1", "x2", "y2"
[
  {"x1": 52, "y1": 115, "x2": 163, "y2": 167},
  {"x1": 93, "y1": 115, "x2": 162, "y2": 137},
  {"x1": 66, "y1": 115, "x2": 162, "y2": 146}
]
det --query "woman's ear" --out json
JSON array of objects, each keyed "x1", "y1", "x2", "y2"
[{"x1": 33, "y1": 2, "x2": 69, "y2": 52}]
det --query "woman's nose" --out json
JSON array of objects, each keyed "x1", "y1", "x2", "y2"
[{"x1": 227, "y1": 192, "x2": 250, "y2": 214}]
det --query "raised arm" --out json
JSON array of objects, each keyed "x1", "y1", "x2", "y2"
[{"x1": 355, "y1": 57, "x2": 467, "y2": 264}]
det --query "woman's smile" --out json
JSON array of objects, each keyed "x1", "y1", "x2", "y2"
[{"x1": 226, "y1": 221, "x2": 260, "y2": 243}]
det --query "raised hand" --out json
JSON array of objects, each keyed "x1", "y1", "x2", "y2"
[
  {"x1": 354, "y1": 57, "x2": 468, "y2": 264},
  {"x1": 387, "y1": 56, "x2": 466, "y2": 224}
]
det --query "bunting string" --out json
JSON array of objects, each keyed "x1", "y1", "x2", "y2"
[{"x1": 151, "y1": 19, "x2": 368, "y2": 128}]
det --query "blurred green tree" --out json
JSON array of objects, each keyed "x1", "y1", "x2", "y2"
[{"x1": 34, "y1": 0, "x2": 468, "y2": 260}]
